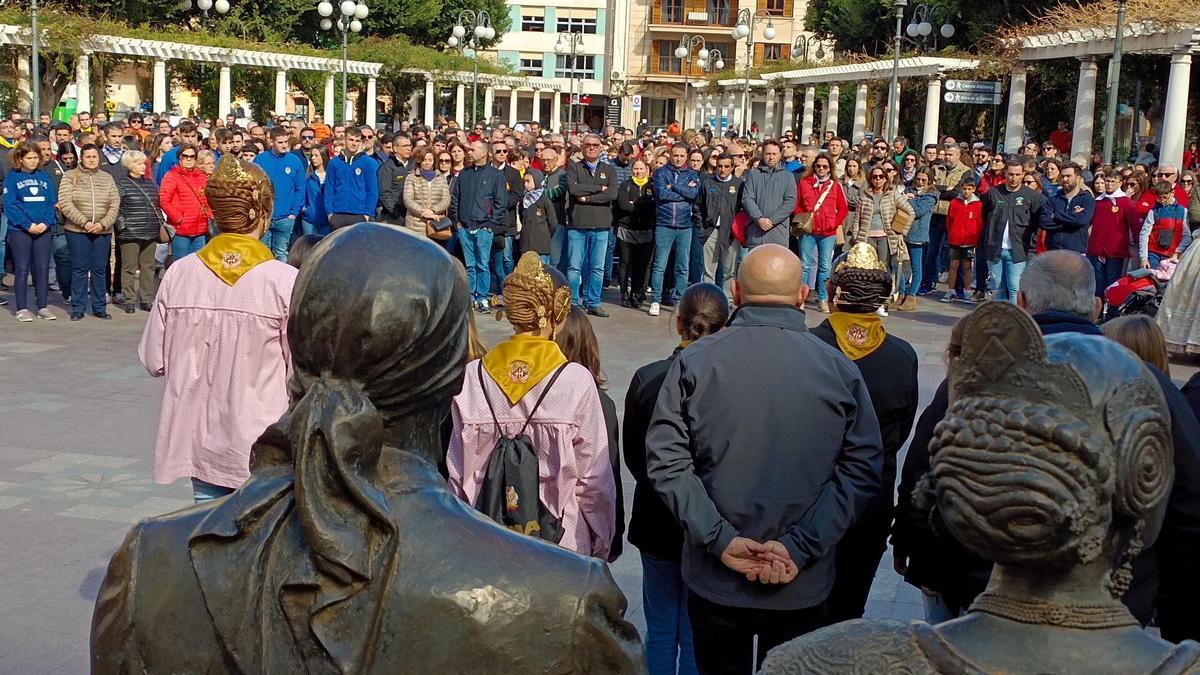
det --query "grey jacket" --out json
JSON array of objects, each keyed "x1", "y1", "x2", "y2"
[
  {"x1": 741, "y1": 163, "x2": 798, "y2": 247},
  {"x1": 646, "y1": 304, "x2": 883, "y2": 610}
]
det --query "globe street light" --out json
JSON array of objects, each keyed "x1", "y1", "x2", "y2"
[
  {"x1": 905, "y1": 4, "x2": 955, "y2": 51},
  {"x1": 556, "y1": 31, "x2": 585, "y2": 133},
  {"x1": 887, "y1": 0, "x2": 907, "y2": 142},
  {"x1": 791, "y1": 35, "x2": 825, "y2": 63},
  {"x1": 447, "y1": 10, "x2": 492, "y2": 127},
  {"x1": 695, "y1": 48, "x2": 725, "y2": 129},
  {"x1": 676, "y1": 34, "x2": 706, "y2": 128},
  {"x1": 319, "y1": 0, "x2": 368, "y2": 122},
  {"x1": 179, "y1": 0, "x2": 231, "y2": 26},
  {"x1": 731, "y1": 9, "x2": 776, "y2": 137}
]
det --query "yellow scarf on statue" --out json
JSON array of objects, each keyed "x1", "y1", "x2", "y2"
[
  {"x1": 826, "y1": 312, "x2": 887, "y2": 360},
  {"x1": 481, "y1": 334, "x2": 569, "y2": 405},
  {"x1": 197, "y1": 233, "x2": 275, "y2": 286}
]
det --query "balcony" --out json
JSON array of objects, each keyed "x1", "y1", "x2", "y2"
[{"x1": 650, "y1": 0, "x2": 736, "y2": 31}]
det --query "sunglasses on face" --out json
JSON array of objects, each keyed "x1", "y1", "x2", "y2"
[
  {"x1": 439, "y1": 158, "x2": 452, "y2": 163},
  {"x1": 301, "y1": 134, "x2": 315, "y2": 140},
  {"x1": 1156, "y1": 172, "x2": 1175, "y2": 177},
  {"x1": 1184, "y1": 179, "x2": 1196, "y2": 184},
  {"x1": 180, "y1": 153, "x2": 196, "y2": 159},
  {"x1": 870, "y1": 174, "x2": 886, "y2": 180}
]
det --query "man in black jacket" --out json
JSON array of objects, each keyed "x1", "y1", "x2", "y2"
[
  {"x1": 489, "y1": 140, "x2": 522, "y2": 294},
  {"x1": 980, "y1": 157, "x2": 1045, "y2": 302},
  {"x1": 893, "y1": 250, "x2": 1200, "y2": 642},
  {"x1": 647, "y1": 244, "x2": 883, "y2": 675},
  {"x1": 449, "y1": 140, "x2": 506, "y2": 313},
  {"x1": 376, "y1": 134, "x2": 413, "y2": 223},
  {"x1": 566, "y1": 134, "x2": 618, "y2": 317},
  {"x1": 699, "y1": 152, "x2": 743, "y2": 299}
]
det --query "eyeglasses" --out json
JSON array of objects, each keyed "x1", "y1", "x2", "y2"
[
  {"x1": 180, "y1": 153, "x2": 196, "y2": 159},
  {"x1": 301, "y1": 134, "x2": 315, "y2": 140},
  {"x1": 438, "y1": 158, "x2": 452, "y2": 163},
  {"x1": 870, "y1": 174, "x2": 887, "y2": 180},
  {"x1": 1156, "y1": 172, "x2": 1175, "y2": 178},
  {"x1": 1184, "y1": 179, "x2": 1196, "y2": 184},
  {"x1": 493, "y1": 148, "x2": 508, "y2": 153}
]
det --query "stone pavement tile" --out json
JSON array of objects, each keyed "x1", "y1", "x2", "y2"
[
  {"x1": 0, "y1": 341, "x2": 64, "y2": 354},
  {"x1": 0, "y1": 630, "x2": 80, "y2": 675},
  {"x1": 57, "y1": 496, "x2": 193, "y2": 524},
  {"x1": 13, "y1": 452, "x2": 138, "y2": 474}
]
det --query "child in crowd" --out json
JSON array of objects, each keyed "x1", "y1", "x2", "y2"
[
  {"x1": 1140, "y1": 181, "x2": 1192, "y2": 270},
  {"x1": 943, "y1": 176, "x2": 982, "y2": 303}
]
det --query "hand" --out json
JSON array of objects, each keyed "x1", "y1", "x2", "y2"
[
  {"x1": 287, "y1": 214, "x2": 296, "y2": 220},
  {"x1": 719, "y1": 537, "x2": 770, "y2": 577},
  {"x1": 1170, "y1": 254, "x2": 1180, "y2": 263},
  {"x1": 1141, "y1": 260, "x2": 1151, "y2": 269},
  {"x1": 29, "y1": 223, "x2": 46, "y2": 235},
  {"x1": 750, "y1": 541, "x2": 799, "y2": 584},
  {"x1": 758, "y1": 217, "x2": 774, "y2": 232},
  {"x1": 1073, "y1": 206, "x2": 1084, "y2": 214},
  {"x1": 421, "y1": 208, "x2": 435, "y2": 220}
]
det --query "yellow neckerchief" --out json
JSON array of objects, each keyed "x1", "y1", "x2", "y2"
[
  {"x1": 481, "y1": 334, "x2": 569, "y2": 405},
  {"x1": 679, "y1": 339, "x2": 693, "y2": 349},
  {"x1": 0, "y1": 137, "x2": 16, "y2": 149},
  {"x1": 826, "y1": 311, "x2": 887, "y2": 360},
  {"x1": 196, "y1": 233, "x2": 275, "y2": 286},
  {"x1": 632, "y1": 175, "x2": 650, "y2": 188}
]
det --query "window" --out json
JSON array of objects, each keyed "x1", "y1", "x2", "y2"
[
  {"x1": 519, "y1": 57, "x2": 544, "y2": 75},
  {"x1": 655, "y1": 39, "x2": 682, "y2": 74},
  {"x1": 707, "y1": 0, "x2": 731, "y2": 25},
  {"x1": 557, "y1": 17, "x2": 597, "y2": 33},
  {"x1": 555, "y1": 54, "x2": 596, "y2": 79},
  {"x1": 762, "y1": 43, "x2": 782, "y2": 60},
  {"x1": 761, "y1": 0, "x2": 787, "y2": 15},
  {"x1": 660, "y1": 0, "x2": 683, "y2": 23},
  {"x1": 521, "y1": 15, "x2": 545, "y2": 31}
]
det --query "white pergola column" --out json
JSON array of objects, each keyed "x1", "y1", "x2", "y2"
[
  {"x1": 531, "y1": 89, "x2": 541, "y2": 125},
  {"x1": 801, "y1": 86, "x2": 816, "y2": 140},
  {"x1": 922, "y1": 76, "x2": 941, "y2": 148},
  {"x1": 1005, "y1": 67, "x2": 1028, "y2": 154},
  {"x1": 406, "y1": 90, "x2": 419, "y2": 122},
  {"x1": 1160, "y1": 51, "x2": 1193, "y2": 171},
  {"x1": 508, "y1": 89, "x2": 519, "y2": 125},
  {"x1": 885, "y1": 83, "x2": 901, "y2": 141},
  {"x1": 551, "y1": 91, "x2": 562, "y2": 131},
  {"x1": 455, "y1": 84, "x2": 466, "y2": 126},
  {"x1": 16, "y1": 56, "x2": 31, "y2": 114},
  {"x1": 323, "y1": 73, "x2": 336, "y2": 123},
  {"x1": 218, "y1": 63, "x2": 232, "y2": 118},
  {"x1": 75, "y1": 50, "x2": 91, "y2": 113},
  {"x1": 780, "y1": 87, "x2": 795, "y2": 134},
  {"x1": 826, "y1": 84, "x2": 840, "y2": 137},
  {"x1": 365, "y1": 76, "x2": 377, "y2": 128},
  {"x1": 764, "y1": 88, "x2": 777, "y2": 137},
  {"x1": 852, "y1": 82, "x2": 868, "y2": 144},
  {"x1": 152, "y1": 58, "x2": 168, "y2": 114},
  {"x1": 727, "y1": 89, "x2": 738, "y2": 133},
  {"x1": 1071, "y1": 57, "x2": 1099, "y2": 164},
  {"x1": 274, "y1": 69, "x2": 288, "y2": 116},
  {"x1": 709, "y1": 93, "x2": 719, "y2": 130},
  {"x1": 483, "y1": 86, "x2": 495, "y2": 124},
  {"x1": 423, "y1": 76, "x2": 435, "y2": 126}
]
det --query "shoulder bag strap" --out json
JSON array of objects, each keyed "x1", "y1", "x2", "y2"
[
  {"x1": 130, "y1": 180, "x2": 166, "y2": 229},
  {"x1": 811, "y1": 181, "x2": 834, "y2": 212}
]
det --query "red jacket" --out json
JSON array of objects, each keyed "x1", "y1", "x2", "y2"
[
  {"x1": 796, "y1": 176, "x2": 849, "y2": 236},
  {"x1": 159, "y1": 165, "x2": 211, "y2": 237},
  {"x1": 978, "y1": 170, "x2": 1004, "y2": 195},
  {"x1": 1132, "y1": 189, "x2": 1155, "y2": 219},
  {"x1": 1086, "y1": 194, "x2": 1141, "y2": 258},
  {"x1": 946, "y1": 196, "x2": 983, "y2": 247}
]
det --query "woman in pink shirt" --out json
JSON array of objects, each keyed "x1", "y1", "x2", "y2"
[
  {"x1": 447, "y1": 251, "x2": 617, "y2": 559},
  {"x1": 139, "y1": 157, "x2": 297, "y2": 502}
]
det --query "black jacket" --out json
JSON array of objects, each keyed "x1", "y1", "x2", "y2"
[
  {"x1": 614, "y1": 179, "x2": 655, "y2": 234},
  {"x1": 516, "y1": 192, "x2": 557, "y2": 256},
  {"x1": 699, "y1": 174, "x2": 744, "y2": 245},
  {"x1": 566, "y1": 160, "x2": 618, "y2": 230},
  {"x1": 494, "y1": 163, "x2": 523, "y2": 237},
  {"x1": 377, "y1": 157, "x2": 411, "y2": 222},
  {"x1": 646, "y1": 304, "x2": 883, "y2": 610},
  {"x1": 115, "y1": 175, "x2": 162, "y2": 242},
  {"x1": 624, "y1": 348, "x2": 685, "y2": 563},
  {"x1": 893, "y1": 311, "x2": 1200, "y2": 641},
  {"x1": 599, "y1": 389, "x2": 625, "y2": 562},
  {"x1": 449, "y1": 163, "x2": 506, "y2": 232},
  {"x1": 980, "y1": 184, "x2": 1044, "y2": 263}
]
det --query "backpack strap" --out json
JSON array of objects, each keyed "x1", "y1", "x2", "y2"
[
  {"x1": 476, "y1": 361, "x2": 569, "y2": 438},
  {"x1": 477, "y1": 361, "x2": 503, "y2": 437}
]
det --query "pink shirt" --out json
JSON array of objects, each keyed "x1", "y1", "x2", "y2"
[
  {"x1": 447, "y1": 360, "x2": 617, "y2": 559},
  {"x1": 138, "y1": 255, "x2": 297, "y2": 489}
]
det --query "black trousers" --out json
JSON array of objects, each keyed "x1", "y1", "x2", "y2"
[
  {"x1": 825, "y1": 501, "x2": 892, "y2": 624},
  {"x1": 617, "y1": 237, "x2": 652, "y2": 303},
  {"x1": 687, "y1": 591, "x2": 828, "y2": 675},
  {"x1": 328, "y1": 213, "x2": 373, "y2": 230}
]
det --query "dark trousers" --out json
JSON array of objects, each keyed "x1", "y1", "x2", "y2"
[
  {"x1": 119, "y1": 239, "x2": 158, "y2": 304},
  {"x1": 66, "y1": 231, "x2": 110, "y2": 314},
  {"x1": 921, "y1": 214, "x2": 946, "y2": 291},
  {"x1": 688, "y1": 592, "x2": 828, "y2": 675},
  {"x1": 328, "y1": 213, "x2": 372, "y2": 230},
  {"x1": 825, "y1": 501, "x2": 892, "y2": 625},
  {"x1": 617, "y1": 237, "x2": 652, "y2": 304},
  {"x1": 110, "y1": 237, "x2": 122, "y2": 295},
  {"x1": 52, "y1": 233, "x2": 71, "y2": 299},
  {"x1": 689, "y1": 226, "x2": 706, "y2": 285},
  {"x1": 8, "y1": 227, "x2": 51, "y2": 311}
]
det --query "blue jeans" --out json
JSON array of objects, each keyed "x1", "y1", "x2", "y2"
[
  {"x1": 8, "y1": 227, "x2": 51, "y2": 311},
  {"x1": 0, "y1": 213, "x2": 8, "y2": 280},
  {"x1": 52, "y1": 233, "x2": 71, "y2": 299},
  {"x1": 987, "y1": 248, "x2": 1026, "y2": 303},
  {"x1": 650, "y1": 226, "x2": 692, "y2": 304},
  {"x1": 567, "y1": 228, "x2": 609, "y2": 308},
  {"x1": 300, "y1": 219, "x2": 331, "y2": 237},
  {"x1": 456, "y1": 227, "x2": 494, "y2": 302},
  {"x1": 1089, "y1": 255, "x2": 1126, "y2": 298},
  {"x1": 489, "y1": 236, "x2": 514, "y2": 295},
  {"x1": 172, "y1": 233, "x2": 206, "y2": 258},
  {"x1": 66, "y1": 231, "x2": 110, "y2": 314},
  {"x1": 799, "y1": 234, "x2": 836, "y2": 301},
  {"x1": 641, "y1": 553, "x2": 698, "y2": 675},
  {"x1": 688, "y1": 227, "x2": 705, "y2": 285},
  {"x1": 904, "y1": 243, "x2": 926, "y2": 296},
  {"x1": 921, "y1": 215, "x2": 946, "y2": 292},
  {"x1": 1148, "y1": 252, "x2": 1166, "y2": 270},
  {"x1": 262, "y1": 217, "x2": 294, "y2": 261},
  {"x1": 604, "y1": 225, "x2": 618, "y2": 286},
  {"x1": 191, "y1": 477, "x2": 235, "y2": 504}
]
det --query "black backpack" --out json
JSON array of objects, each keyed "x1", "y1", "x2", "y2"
[{"x1": 474, "y1": 361, "x2": 566, "y2": 545}]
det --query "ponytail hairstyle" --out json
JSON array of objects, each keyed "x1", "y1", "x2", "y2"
[{"x1": 677, "y1": 283, "x2": 730, "y2": 342}]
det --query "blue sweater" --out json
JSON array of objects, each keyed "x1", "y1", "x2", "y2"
[
  {"x1": 1045, "y1": 188, "x2": 1096, "y2": 253},
  {"x1": 254, "y1": 149, "x2": 306, "y2": 220},
  {"x1": 324, "y1": 151, "x2": 379, "y2": 217},
  {"x1": 3, "y1": 168, "x2": 58, "y2": 231},
  {"x1": 302, "y1": 172, "x2": 329, "y2": 229},
  {"x1": 153, "y1": 145, "x2": 180, "y2": 185}
]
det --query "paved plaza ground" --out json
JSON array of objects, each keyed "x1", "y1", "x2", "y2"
[{"x1": 2, "y1": 280, "x2": 1193, "y2": 674}]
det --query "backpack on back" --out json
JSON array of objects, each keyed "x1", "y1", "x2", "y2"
[{"x1": 473, "y1": 361, "x2": 566, "y2": 544}]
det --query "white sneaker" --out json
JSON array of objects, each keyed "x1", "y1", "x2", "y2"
[
  {"x1": 648, "y1": 302, "x2": 661, "y2": 317},
  {"x1": 876, "y1": 306, "x2": 888, "y2": 317},
  {"x1": 15, "y1": 309, "x2": 34, "y2": 322},
  {"x1": 37, "y1": 308, "x2": 56, "y2": 321}
]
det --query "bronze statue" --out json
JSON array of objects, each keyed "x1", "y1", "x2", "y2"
[
  {"x1": 91, "y1": 223, "x2": 646, "y2": 674},
  {"x1": 761, "y1": 301, "x2": 1200, "y2": 674}
]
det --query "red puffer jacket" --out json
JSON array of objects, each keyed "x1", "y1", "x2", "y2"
[
  {"x1": 797, "y1": 176, "x2": 849, "y2": 236},
  {"x1": 160, "y1": 165, "x2": 210, "y2": 236}
]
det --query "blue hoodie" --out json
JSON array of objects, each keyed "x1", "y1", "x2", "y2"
[
  {"x1": 3, "y1": 168, "x2": 58, "y2": 231},
  {"x1": 324, "y1": 151, "x2": 379, "y2": 217},
  {"x1": 153, "y1": 145, "x2": 180, "y2": 185},
  {"x1": 303, "y1": 172, "x2": 330, "y2": 229},
  {"x1": 254, "y1": 149, "x2": 306, "y2": 220}
]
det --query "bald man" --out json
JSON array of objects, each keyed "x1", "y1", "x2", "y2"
[{"x1": 646, "y1": 244, "x2": 884, "y2": 675}]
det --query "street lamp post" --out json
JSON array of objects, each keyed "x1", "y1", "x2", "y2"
[
  {"x1": 555, "y1": 31, "x2": 584, "y2": 133},
  {"x1": 319, "y1": 0, "x2": 369, "y2": 122},
  {"x1": 791, "y1": 35, "x2": 825, "y2": 63},
  {"x1": 904, "y1": 4, "x2": 955, "y2": 52},
  {"x1": 675, "y1": 34, "x2": 706, "y2": 126},
  {"x1": 30, "y1": 0, "x2": 39, "y2": 118},
  {"x1": 1102, "y1": 0, "x2": 1128, "y2": 164},
  {"x1": 448, "y1": 10, "x2": 494, "y2": 127},
  {"x1": 732, "y1": 9, "x2": 776, "y2": 138},
  {"x1": 695, "y1": 48, "x2": 725, "y2": 129},
  {"x1": 887, "y1": 0, "x2": 907, "y2": 142},
  {"x1": 178, "y1": 0, "x2": 232, "y2": 26}
]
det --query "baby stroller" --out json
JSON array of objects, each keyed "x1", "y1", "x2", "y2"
[{"x1": 1105, "y1": 268, "x2": 1167, "y2": 318}]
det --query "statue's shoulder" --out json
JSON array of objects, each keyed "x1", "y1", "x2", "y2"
[{"x1": 760, "y1": 619, "x2": 947, "y2": 675}]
